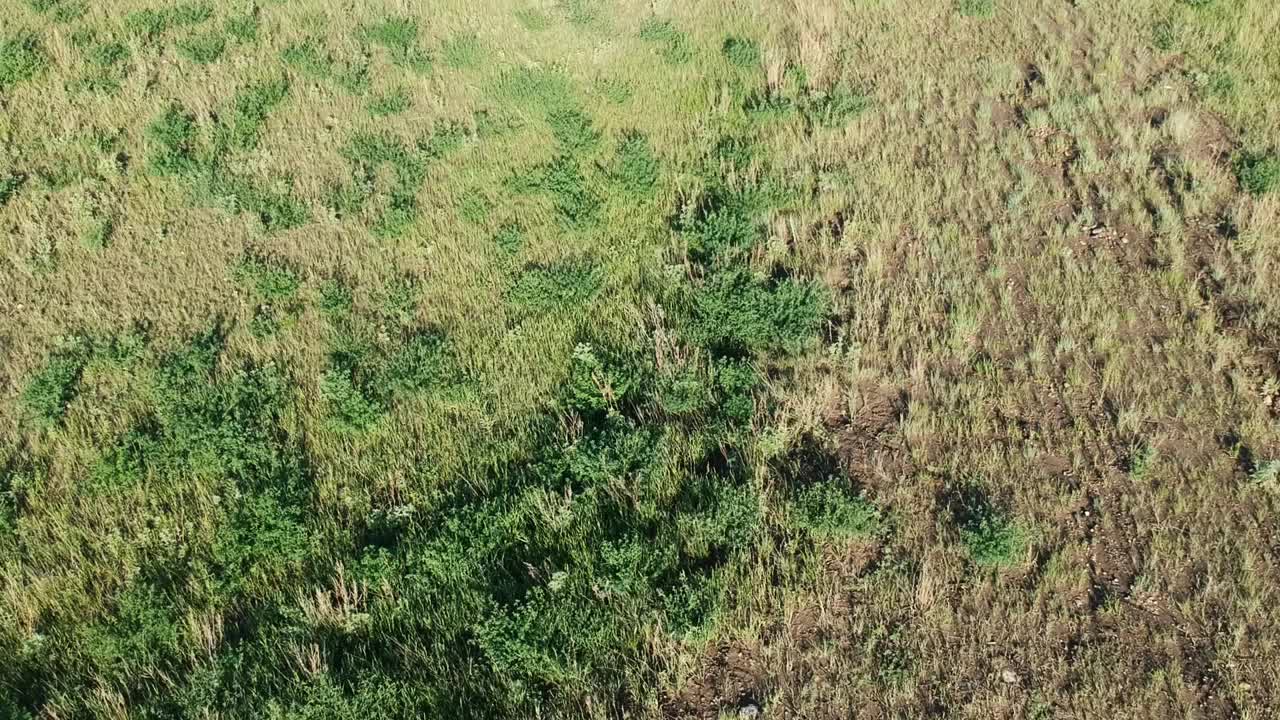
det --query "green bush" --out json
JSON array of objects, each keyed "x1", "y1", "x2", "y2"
[
  {"x1": 1235, "y1": 151, "x2": 1280, "y2": 196},
  {"x1": 788, "y1": 482, "x2": 882, "y2": 537},
  {"x1": 690, "y1": 269, "x2": 827, "y2": 357}
]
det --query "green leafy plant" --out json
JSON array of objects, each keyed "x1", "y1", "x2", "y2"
[
  {"x1": 610, "y1": 130, "x2": 658, "y2": 196},
  {"x1": 788, "y1": 482, "x2": 882, "y2": 537},
  {"x1": 22, "y1": 342, "x2": 91, "y2": 426},
  {"x1": 0, "y1": 33, "x2": 47, "y2": 89},
  {"x1": 1235, "y1": 151, "x2": 1280, "y2": 196}
]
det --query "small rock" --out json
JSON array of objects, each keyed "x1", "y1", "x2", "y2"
[
  {"x1": 738, "y1": 704, "x2": 760, "y2": 720},
  {"x1": 1000, "y1": 669, "x2": 1021, "y2": 685}
]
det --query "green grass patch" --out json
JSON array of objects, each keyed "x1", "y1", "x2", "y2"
[
  {"x1": 559, "y1": 0, "x2": 599, "y2": 26},
  {"x1": 507, "y1": 262, "x2": 602, "y2": 317},
  {"x1": 442, "y1": 33, "x2": 483, "y2": 69},
  {"x1": 176, "y1": 31, "x2": 227, "y2": 65},
  {"x1": 638, "y1": 18, "x2": 694, "y2": 65},
  {"x1": 1234, "y1": 150, "x2": 1280, "y2": 197},
  {"x1": 125, "y1": 2, "x2": 214, "y2": 41},
  {"x1": 367, "y1": 86, "x2": 412, "y2": 117},
  {"x1": 22, "y1": 341, "x2": 91, "y2": 427},
  {"x1": 788, "y1": 482, "x2": 882, "y2": 538},
  {"x1": 360, "y1": 16, "x2": 431, "y2": 72},
  {"x1": 609, "y1": 130, "x2": 659, "y2": 197},
  {"x1": 721, "y1": 36, "x2": 760, "y2": 68},
  {"x1": 956, "y1": 0, "x2": 995, "y2": 18},
  {"x1": 0, "y1": 33, "x2": 47, "y2": 89}
]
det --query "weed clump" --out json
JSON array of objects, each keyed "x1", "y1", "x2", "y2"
[
  {"x1": 956, "y1": 0, "x2": 995, "y2": 17},
  {"x1": 690, "y1": 268, "x2": 827, "y2": 357},
  {"x1": 0, "y1": 172, "x2": 27, "y2": 206},
  {"x1": 510, "y1": 155, "x2": 601, "y2": 229},
  {"x1": 442, "y1": 33, "x2": 483, "y2": 69},
  {"x1": 507, "y1": 262, "x2": 602, "y2": 316},
  {"x1": 367, "y1": 86, "x2": 412, "y2": 117},
  {"x1": 282, "y1": 39, "x2": 371, "y2": 92},
  {"x1": 22, "y1": 341, "x2": 90, "y2": 426},
  {"x1": 952, "y1": 488, "x2": 1027, "y2": 567},
  {"x1": 1234, "y1": 151, "x2": 1280, "y2": 196},
  {"x1": 176, "y1": 31, "x2": 226, "y2": 65},
  {"x1": 721, "y1": 36, "x2": 760, "y2": 68},
  {"x1": 125, "y1": 2, "x2": 214, "y2": 41},
  {"x1": 610, "y1": 131, "x2": 659, "y2": 196},
  {"x1": 0, "y1": 33, "x2": 47, "y2": 89},
  {"x1": 639, "y1": 18, "x2": 693, "y2": 65},
  {"x1": 360, "y1": 16, "x2": 431, "y2": 72},
  {"x1": 788, "y1": 482, "x2": 882, "y2": 537}
]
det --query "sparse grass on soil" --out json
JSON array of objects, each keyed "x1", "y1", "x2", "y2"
[{"x1": 2, "y1": 1, "x2": 1280, "y2": 719}]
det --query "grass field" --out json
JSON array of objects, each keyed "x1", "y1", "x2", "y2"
[{"x1": 2, "y1": 0, "x2": 1279, "y2": 717}]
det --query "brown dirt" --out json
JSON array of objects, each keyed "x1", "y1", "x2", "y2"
[{"x1": 664, "y1": 641, "x2": 765, "y2": 720}]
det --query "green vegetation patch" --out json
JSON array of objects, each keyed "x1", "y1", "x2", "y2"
[
  {"x1": 360, "y1": 16, "x2": 431, "y2": 72},
  {"x1": 1235, "y1": 150, "x2": 1280, "y2": 196},
  {"x1": 282, "y1": 38, "x2": 371, "y2": 93},
  {"x1": 125, "y1": 2, "x2": 214, "y2": 41},
  {"x1": 638, "y1": 18, "x2": 694, "y2": 65},
  {"x1": 367, "y1": 86, "x2": 412, "y2": 116},
  {"x1": 442, "y1": 33, "x2": 483, "y2": 69},
  {"x1": 22, "y1": 341, "x2": 91, "y2": 426},
  {"x1": 721, "y1": 36, "x2": 760, "y2": 68},
  {"x1": 788, "y1": 482, "x2": 883, "y2": 538},
  {"x1": 176, "y1": 31, "x2": 227, "y2": 65},
  {"x1": 145, "y1": 87, "x2": 309, "y2": 232},
  {"x1": 507, "y1": 261, "x2": 602, "y2": 317},
  {"x1": 0, "y1": 32, "x2": 47, "y2": 89}
]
